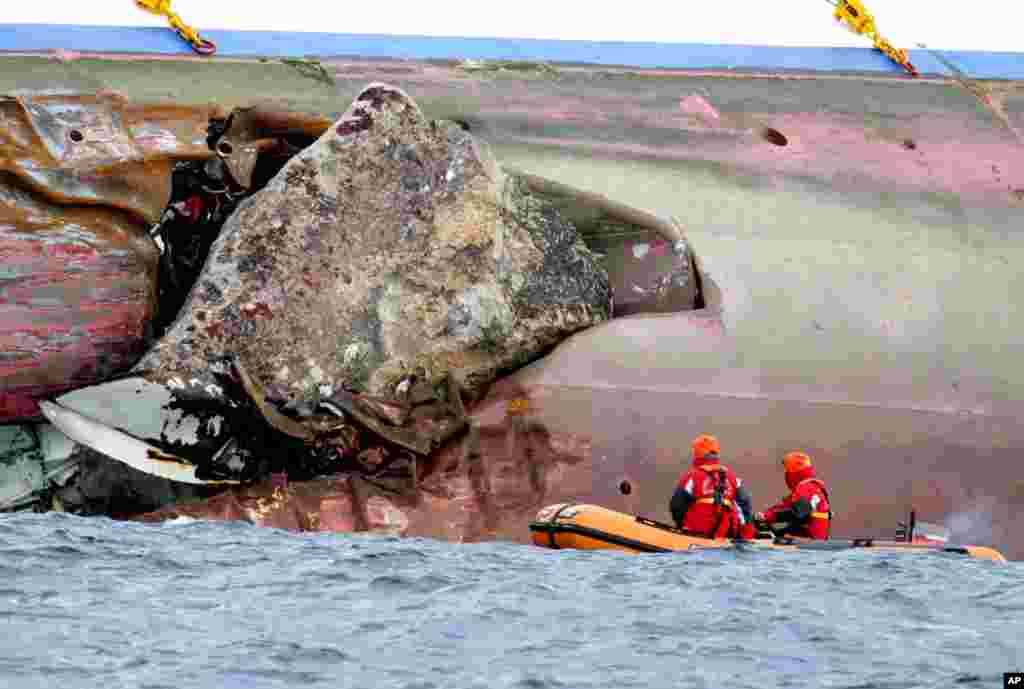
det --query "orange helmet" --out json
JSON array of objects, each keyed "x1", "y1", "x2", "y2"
[
  {"x1": 782, "y1": 451, "x2": 812, "y2": 474},
  {"x1": 782, "y1": 451, "x2": 815, "y2": 489},
  {"x1": 692, "y1": 435, "x2": 721, "y2": 461}
]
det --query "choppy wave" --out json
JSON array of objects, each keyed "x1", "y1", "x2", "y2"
[{"x1": 0, "y1": 513, "x2": 1020, "y2": 689}]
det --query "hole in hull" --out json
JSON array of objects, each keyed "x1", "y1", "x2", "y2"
[
  {"x1": 151, "y1": 125, "x2": 319, "y2": 337},
  {"x1": 511, "y1": 171, "x2": 708, "y2": 317},
  {"x1": 761, "y1": 127, "x2": 788, "y2": 147}
]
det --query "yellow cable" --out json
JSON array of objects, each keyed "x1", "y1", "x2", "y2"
[
  {"x1": 828, "y1": 0, "x2": 917, "y2": 76},
  {"x1": 134, "y1": 0, "x2": 216, "y2": 55}
]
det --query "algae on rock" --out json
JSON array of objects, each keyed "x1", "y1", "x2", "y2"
[{"x1": 138, "y1": 82, "x2": 611, "y2": 410}]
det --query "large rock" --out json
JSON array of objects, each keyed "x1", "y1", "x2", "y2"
[{"x1": 137, "y1": 83, "x2": 612, "y2": 405}]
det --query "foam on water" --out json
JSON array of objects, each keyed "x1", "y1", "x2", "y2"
[{"x1": 0, "y1": 513, "x2": 1020, "y2": 689}]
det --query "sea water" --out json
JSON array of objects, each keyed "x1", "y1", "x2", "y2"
[{"x1": 1, "y1": 512, "x2": 1020, "y2": 689}]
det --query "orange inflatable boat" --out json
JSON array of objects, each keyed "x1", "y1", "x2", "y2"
[{"x1": 528, "y1": 503, "x2": 1008, "y2": 563}]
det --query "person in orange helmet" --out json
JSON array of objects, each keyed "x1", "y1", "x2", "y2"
[
  {"x1": 756, "y1": 451, "x2": 832, "y2": 540},
  {"x1": 670, "y1": 435, "x2": 756, "y2": 540}
]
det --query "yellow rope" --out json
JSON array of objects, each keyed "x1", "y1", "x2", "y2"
[
  {"x1": 134, "y1": 0, "x2": 216, "y2": 55},
  {"x1": 825, "y1": 0, "x2": 917, "y2": 76}
]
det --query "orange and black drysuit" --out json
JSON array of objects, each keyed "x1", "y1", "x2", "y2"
[
  {"x1": 670, "y1": 435, "x2": 755, "y2": 539},
  {"x1": 758, "y1": 452, "x2": 832, "y2": 540}
]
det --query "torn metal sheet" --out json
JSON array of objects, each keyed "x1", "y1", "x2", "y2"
[
  {"x1": 0, "y1": 423, "x2": 77, "y2": 511},
  {"x1": 37, "y1": 401, "x2": 237, "y2": 486},
  {"x1": 0, "y1": 92, "x2": 333, "y2": 424}
]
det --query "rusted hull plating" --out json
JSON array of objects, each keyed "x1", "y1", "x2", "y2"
[{"x1": 0, "y1": 93, "x2": 337, "y2": 423}]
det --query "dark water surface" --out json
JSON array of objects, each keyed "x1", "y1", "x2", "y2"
[{"x1": 1, "y1": 513, "x2": 1021, "y2": 689}]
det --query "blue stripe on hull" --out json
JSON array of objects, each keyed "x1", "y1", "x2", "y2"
[{"x1": 2, "y1": 24, "x2": 1023, "y2": 79}]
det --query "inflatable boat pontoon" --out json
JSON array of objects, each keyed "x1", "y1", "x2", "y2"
[{"x1": 529, "y1": 503, "x2": 1008, "y2": 562}]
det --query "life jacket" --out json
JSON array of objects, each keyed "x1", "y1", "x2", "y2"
[
  {"x1": 796, "y1": 477, "x2": 833, "y2": 538},
  {"x1": 686, "y1": 462, "x2": 741, "y2": 539}
]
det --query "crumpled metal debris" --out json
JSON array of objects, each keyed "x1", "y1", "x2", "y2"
[
  {"x1": 0, "y1": 424, "x2": 77, "y2": 512},
  {"x1": 2, "y1": 85, "x2": 702, "y2": 521},
  {"x1": 0, "y1": 92, "x2": 333, "y2": 424}
]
